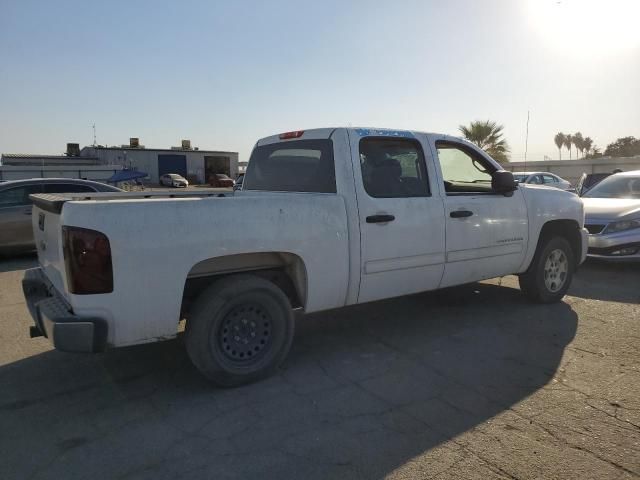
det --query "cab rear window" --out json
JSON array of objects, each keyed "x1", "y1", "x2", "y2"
[{"x1": 243, "y1": 140, "x2": 336, "y2": 193}]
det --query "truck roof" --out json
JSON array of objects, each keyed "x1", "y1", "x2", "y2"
[{"x1": 256, "y1": 127, "x2": 454, "y2": 146}]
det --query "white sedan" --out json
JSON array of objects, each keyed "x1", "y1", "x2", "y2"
[
  {"x1": 513, "y1": 172, "x2": 572, "y2": 191},
  {"x1": 159, "y1": 174, "x2": 189, "y2": 188}
]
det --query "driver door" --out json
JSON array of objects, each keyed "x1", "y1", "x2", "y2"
[{"x1": 429, "y1": 138, "x2": 529, "y2": 287}]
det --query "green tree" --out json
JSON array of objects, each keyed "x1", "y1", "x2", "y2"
[
  {"x1": 583, "y1": 137, "x2": 593, "y2": 157},
  {"x1": 563, "y1": 134, "x2": 573, "y2": 160},
  {"x1": 604, "y1": 136, "x2": 640, "y2": 157},
  {"x1": 554, "y1": 132, "x2": 565, "y2": 160},
  {"x1": 586, "y1": 146, "x2": 602, "y2": 159},
  {"x1": 573, "y1": 132, "x2": 584, "y2": 159},
  {"x1": 458, "y1": 120, "x2": 510, "y2": 163}
]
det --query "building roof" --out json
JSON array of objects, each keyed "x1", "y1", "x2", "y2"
[
  {"x1": 1, "y1": 153, "x2": 99, "y2": 160},
  {"x1": 81, "y1": 146, "x2": 237, "y2": 155}
]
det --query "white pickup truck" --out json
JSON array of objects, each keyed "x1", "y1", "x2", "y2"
[{"x1": 23, "y1": 128, "x2": 588, "y2": 386}]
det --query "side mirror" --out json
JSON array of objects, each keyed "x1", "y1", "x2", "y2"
[{"x1": 492, "y1": 170, "x2": 517, "y2": 195}]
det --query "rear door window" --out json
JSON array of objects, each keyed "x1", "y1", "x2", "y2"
[
  {"x1": 244, "y1": 140, "x2": 336, "y2": 193},
  {"x1": 359, "y1": 137, "x2": 430, "y2": 197}
]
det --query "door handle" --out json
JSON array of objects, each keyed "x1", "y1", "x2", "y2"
[
  {"x1": 366, "y1": 214, "x2": 395, "y2": 223},
  {"x1": 450, "y1": 210, "x2": 473, "y2": 218}
]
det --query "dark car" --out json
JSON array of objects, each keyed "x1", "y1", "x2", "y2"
[
  {"x1": 209, "y1": 174, "x2": 235, "y2": 188},
  {"x1": 576, "y1": 172, "x2": 614, "y2": 196},
  {"x1": 0, "y1": 178, "x2": 122, "y2": 253}
]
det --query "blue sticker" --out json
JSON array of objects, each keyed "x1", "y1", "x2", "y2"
[{"x1": 355, "y1": 128, "x2": 414, "y2": 138}]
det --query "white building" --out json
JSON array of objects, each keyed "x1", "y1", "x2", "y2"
[
  {"x1": 81, "y1": 139, "x2": 239, "y2": 184},
  {"x1": 0, "y1": 146, "x2": 123, "y2": 181}
]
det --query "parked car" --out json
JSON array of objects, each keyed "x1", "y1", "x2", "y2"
[
  {"x1": 159, "y1": 174, "x2": 189, "y2": 188},
  {"x1": 23, "y1": 127, "x2": 587, "y2": 386},
  {"x1": 0, "y1": 178, "x2": 122, "y2": 253},
  {"x1": 512, "y1": 172, "x2": 573, "y2": 191},
  {"x1": 208, "y1": 173, "x2": 235, "y2": 188},
  {"x1": 575, "y1": 172, "x2": 613, "y2": 197},
  {"x1": 582, "y1": 170, "x2": 640, "y2": 261}
]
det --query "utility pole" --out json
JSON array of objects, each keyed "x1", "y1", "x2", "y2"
[
  {"x1": 92, "y1": 123, "x2": 97, "y2": 146},
  {"x1": 524, "y1": 110, "x2": 530, "y2": 168}
]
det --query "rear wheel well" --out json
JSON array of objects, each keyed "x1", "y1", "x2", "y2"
[
  {"x1": 531, "y1": 220, "x2": 582, "y2": 271},
  {"x1": 180, "y1": 253, "x2": 306, "y2": 319}
]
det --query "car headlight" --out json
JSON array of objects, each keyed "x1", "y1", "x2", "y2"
[{"x1": 603, "y1": 219, "x2": 640, "y2": 234}]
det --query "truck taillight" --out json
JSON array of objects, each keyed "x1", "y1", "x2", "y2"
[
  {"x1": 279, "y1": 130, "x2": 304, "y2": 139},
  {"x1": 62, "y1": 226, "x2": 113, "y2": 295}
]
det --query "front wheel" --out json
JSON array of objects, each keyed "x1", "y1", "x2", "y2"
[
  {"x1": 185, "y1": 275, "x2": 294, "y2": 387},
  {"x1": 519, "y1": 236, "x2": 574, "y2": 303}
]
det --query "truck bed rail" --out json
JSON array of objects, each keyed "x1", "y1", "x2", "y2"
[{"x1": 30, "y1": 190, "x2": 232, "y2": 214}]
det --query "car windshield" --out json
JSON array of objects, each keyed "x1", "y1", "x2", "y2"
[
  {"x1": 513, "y1": 174, "x2": 529, "y2": 182},
  {"x1": 582, "y1": 175, "x2": 640, "y2": 199},
  {"x1": 169, "y1": 174, "x2": 184, "y2": 179},
  {"x1": 215, "y1": 174, "x2": 230, "y2": 179}
]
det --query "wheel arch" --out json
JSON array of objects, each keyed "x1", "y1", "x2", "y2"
[
  {"x1": 526, "y1": 219, "x2": 582, "y2": 273},
  {"x1": 180, "y1": 252, "x2": 308, "y2": 318}
]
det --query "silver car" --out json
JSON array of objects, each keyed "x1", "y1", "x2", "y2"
[
  {"x1": 513, "y1": 171, "x2": 573, "y2": 191},
  {"x1": 582, "y1": 171, "x2": 640, "y2": 262},
  {"x1": 159, "y1": 173, "x2": 189, "y2": 188},
  {"x1": 513, "y1": 172, "x2": 573, "y2": 191},
  {"x1": 0, "y1": 178, "x2": 122, "y2": 253}
]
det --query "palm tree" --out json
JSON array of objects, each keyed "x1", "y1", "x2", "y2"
[
  {"x1": 554, "y1": 132, "x2": 565, "y2": 160},
  {"x1": 458, "y1": 120, "x2": 510, "y2": 163},
  {"x1": 583, "y1": 137, "x2": 593, "y2": 157},
  {"x1": 573, "y1": 132, "x2": 584, "y2": 159},
  {"x1": 563, "y1": 134, "x2": 573, "y2": 160}
]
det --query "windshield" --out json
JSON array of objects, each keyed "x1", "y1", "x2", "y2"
[
  {"x1": 582, "y1": 175, "x2": 640, "y2": 199},
  {"x1": 513, "y1": 174, "x2": 529, "y2": 182},
  {"x1": 168, "y1": 174, "x2": 184, "y2": 179}
]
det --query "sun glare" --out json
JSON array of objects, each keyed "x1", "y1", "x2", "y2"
[{"x1": 526, "y1": 0, "x2": 640, "y2": 54}]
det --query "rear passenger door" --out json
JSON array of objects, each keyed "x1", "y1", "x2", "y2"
[{"x1": 348, "y1": 131, "x2": 446, "y2": 303}]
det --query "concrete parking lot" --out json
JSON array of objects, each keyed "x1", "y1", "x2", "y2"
[{"x1": 0, "y1": 256, "x2": 638, "y2": 479}]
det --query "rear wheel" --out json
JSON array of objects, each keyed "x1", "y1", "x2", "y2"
[
  {"x1": 519, "y1": 236, "x2": 574, "y2": 303},
  {"x1": 185, "y1": 275, "x2": 294, "y2": 387}
]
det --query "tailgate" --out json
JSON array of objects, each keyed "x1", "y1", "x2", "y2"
[{"x1": 30, "y1": 194, "x2": 70, "y2": 297}]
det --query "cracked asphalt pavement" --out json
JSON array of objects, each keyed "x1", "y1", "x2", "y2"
[{"x1": 1, "y1": 255, "x2": 639, "y2": 479}]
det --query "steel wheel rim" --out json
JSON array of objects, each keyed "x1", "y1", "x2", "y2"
[
  {"x1": 217, "y1": 303, "x2": 272, "y2": 364},
  {"x1": 544, "y1": 248, "x2": 568, "y2": 293}
]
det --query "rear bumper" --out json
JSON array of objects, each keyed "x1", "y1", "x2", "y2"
[{"x1": 22, "y1": 268, "x2": 108, "y2": 353}]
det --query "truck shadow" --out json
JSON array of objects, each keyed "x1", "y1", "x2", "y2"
[{"x1": 0, "y1": 282, "x2": 577, "y2": 480}]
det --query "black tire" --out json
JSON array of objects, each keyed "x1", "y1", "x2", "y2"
[
  {"x1": 185, "y1": 274, "x2": 294, "y2": 387},
  {"x1": 519, "y1": 236, "x2": 574, "y2": 303}
]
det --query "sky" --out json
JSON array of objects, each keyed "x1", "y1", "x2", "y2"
[{"x1": 1, "y1": 0, "x2": 639, "y2": 163}]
